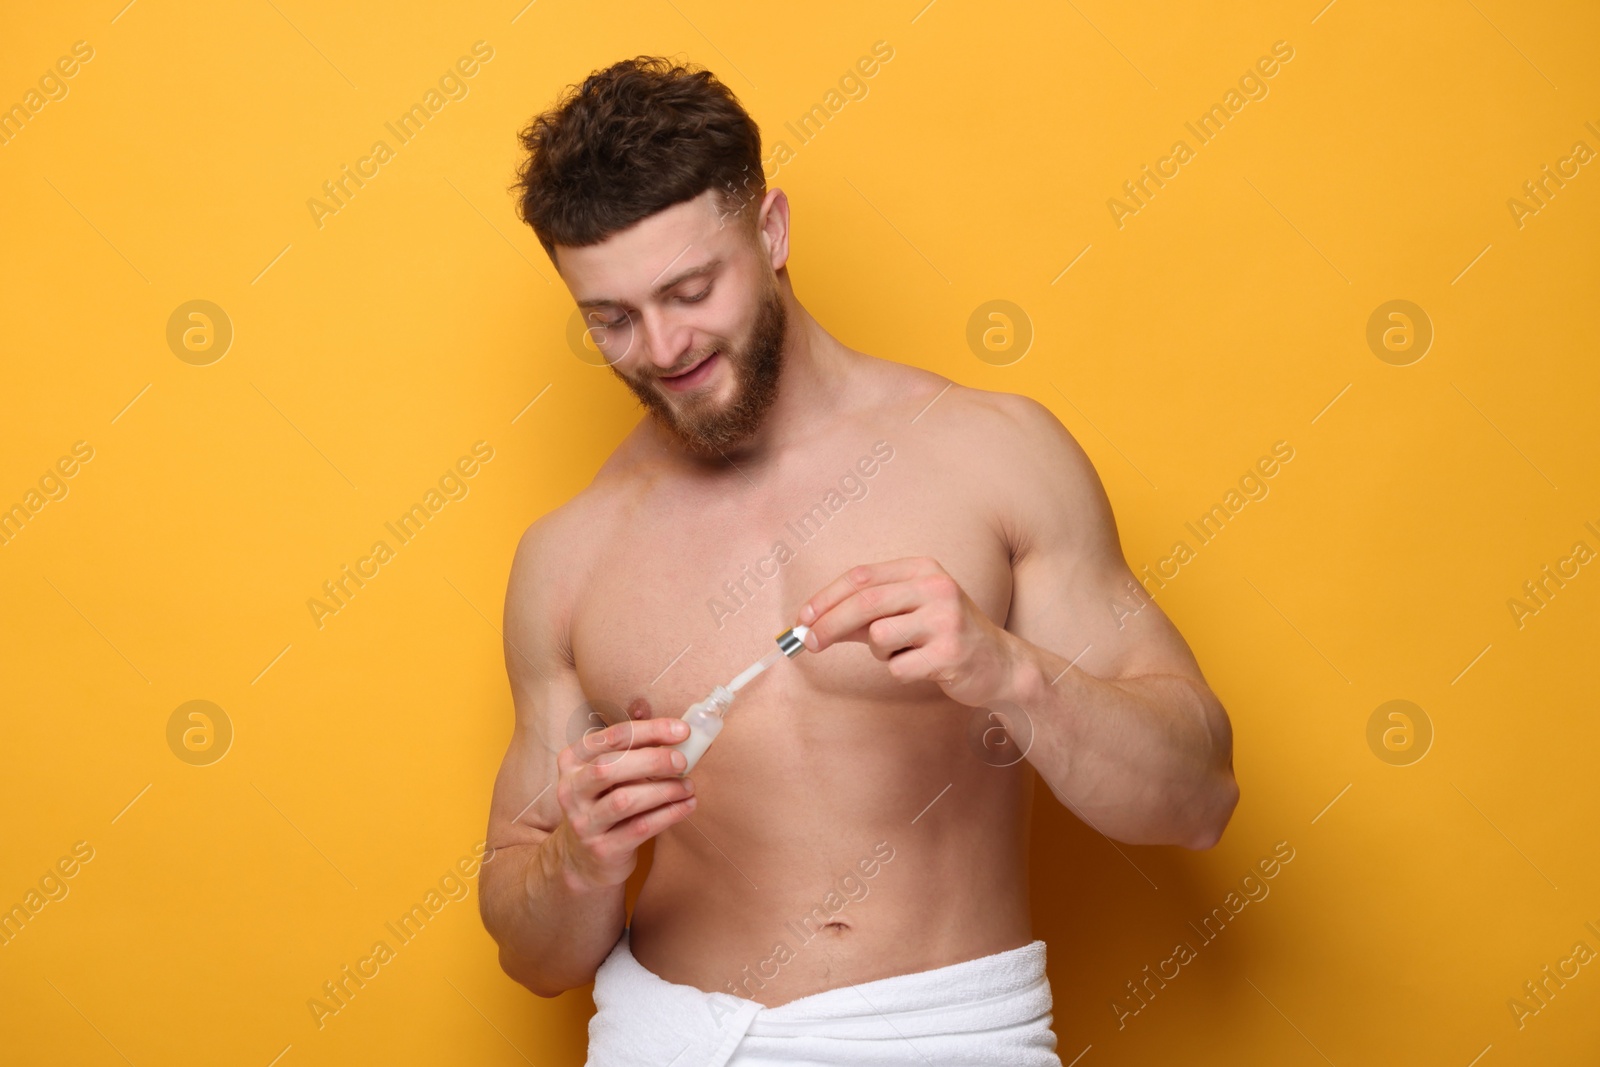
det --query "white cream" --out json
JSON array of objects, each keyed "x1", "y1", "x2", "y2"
[{"x1": 668, "y1": 700, "x2": 726, "y2": 777}]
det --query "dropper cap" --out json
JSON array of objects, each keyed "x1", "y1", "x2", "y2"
[{"x1": 775, "y1": 624, "x2": 811, "y2": 658}]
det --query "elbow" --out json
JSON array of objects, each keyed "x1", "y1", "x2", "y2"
[
  {"x1": 1182, "y1": 689, "x2": 1237, "y2": 850},
  {"x1": 525, "y1": 979, "x2": 572, "y2": 1000},
  {"x1": 479, "y1": 876, "x2": 574, "y2": 999},
  {"x1": 1182, "y1": 771, "x2": 1239, "y2": 851},
  {"x1": 496, "y1": 945, "x2": 573, "y2": 999}
]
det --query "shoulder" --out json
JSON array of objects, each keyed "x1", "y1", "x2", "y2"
[
  {"x1": 869, "y1": 359, "x2": 1094, "y2": 478},
  {"x1": 856, "y1": 356, "x2": 1114, "y2": 556},
  {"x1": 505, "y1": 408, "x2": 682, "y2": 625},
  {"x1": 962, "y1": 385, "x2": 1098, "y2": 491},
  {"x1": 914, "y1": 377, "x2": 1115, "y2": 558},
  {"x1": 505, "y1": 473, "x2": 632, "y2": 667},
  {"x1": 856, "y1": 354, "x2": 1103, "y2": 502},
  {"x1": 959, "y1": 385, "x2": 1083, "y2": 457}
]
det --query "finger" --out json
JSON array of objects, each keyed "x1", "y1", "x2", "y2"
[
  {"x1": 576, "y1": 744, "x2": 690, "y2": 803},
  {"x1": 580, "y1": 777, "x2": 696, "y2": 837},
  {"x1": 797, "y1": 558, "x2": 935, "y2": 632},
  {"x1": 865, "y1": 606, "x2": 938, "y2": 661},
  {"x1": 808, "y1": 578, "x2": 926, "y2": 652},
  {"x1": 610, "y1": 792, "x2": 699, "y2": 842},
  {"x1": 574, "y1": 715, "x2": 689, "y2": 763}
]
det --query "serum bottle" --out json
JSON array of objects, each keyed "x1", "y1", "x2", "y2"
[{"x1": 672, "y1": 624, "x2": 810, "y2": 775}]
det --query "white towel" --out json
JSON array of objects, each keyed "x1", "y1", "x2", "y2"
[{"x1": 584, "y1": 928, "x2": 1064, "y2": 1066}]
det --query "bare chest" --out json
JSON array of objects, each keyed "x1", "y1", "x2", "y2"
[{"x1": 569, "y1": 434, "x2": 1014, "y2": 725}]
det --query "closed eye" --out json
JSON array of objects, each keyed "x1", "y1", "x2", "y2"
[
  {"x1": 590, "y1": 287, "x2": 708, "y2": 327},
  {"x1": 588, "y1": 285, "x2": 710, "y2": 329}
]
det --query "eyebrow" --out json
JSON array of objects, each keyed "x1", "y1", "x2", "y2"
[{"x1": 576, "y1": 258, "x2": 721, "y2": 309}]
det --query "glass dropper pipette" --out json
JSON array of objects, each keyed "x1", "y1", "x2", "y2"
[{"x1": 671, "y1": 624, "x2": 811, "y2": 774}]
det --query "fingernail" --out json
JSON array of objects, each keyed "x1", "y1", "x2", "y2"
[
  {"x1": 673, "y1": 720, "x2": 689, "y2": 738},
  {"x1": 671, "y1": 751, "x2": 686, "y2": 771},
  {"x1": 803, "y1": 630, "x2": 818, "y2": 651},
  {"x1": 685, "y1": 795, "x2": 697, "y2": 807},
  {"x1": 682, "y1": 777, "x2": 695, "y2": 793},
  {"x1": 799, "y1": 604, "x2": 815, "y2": 623}
]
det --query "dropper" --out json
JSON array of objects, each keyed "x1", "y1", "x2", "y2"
[
  {"x1": 728, "y1": 624, "x2": 810, "y2": 692},
  {"x1": 671, "y1": 624, "x2": 812, "y2": 774}
]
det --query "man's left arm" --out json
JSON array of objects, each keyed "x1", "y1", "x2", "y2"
[{"x1": 799, "y1": 395, "x2": 1238, "y2": 849}]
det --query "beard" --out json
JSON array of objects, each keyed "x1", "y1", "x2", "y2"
[{"x1": 614, "y1": 278, "x2": 787, "y2": 459}]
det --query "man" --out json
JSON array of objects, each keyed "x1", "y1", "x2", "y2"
[{"x1": 479, "y1": 56, "x2": 1238, "y2": 1066}]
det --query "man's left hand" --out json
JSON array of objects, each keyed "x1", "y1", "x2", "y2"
[{"x1": 797, "y1": 557, "x2": 1024, "y2": 709}]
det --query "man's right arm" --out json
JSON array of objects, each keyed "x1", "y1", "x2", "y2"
[{"x1": 477, "y1": 512, "x2": 698, "y2": 997}]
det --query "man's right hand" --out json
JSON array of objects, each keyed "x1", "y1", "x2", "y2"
[{"x1": 552, "y1": 716, "x2": 699, "y2": 890}]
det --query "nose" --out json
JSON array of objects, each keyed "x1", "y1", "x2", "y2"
[{"x1": 636, "y1": 304, "x2": 695, "y2": 375}]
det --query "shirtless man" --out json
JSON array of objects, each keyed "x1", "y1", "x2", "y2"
[{"x1": 479, "y1": 57, "x2": 1238, "y2": 1065}]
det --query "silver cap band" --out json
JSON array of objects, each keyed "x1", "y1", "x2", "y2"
[{"x1": 775, "y1": 625, "x2": 809, "y2": 658}]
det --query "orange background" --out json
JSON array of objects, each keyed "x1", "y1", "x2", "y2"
[{"x1": 2, "y1": 1, "x2": 1597, "y2": 1064}]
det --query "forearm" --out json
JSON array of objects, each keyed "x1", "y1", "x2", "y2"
[
  {"x1": 1006, "y1": 640, "x2": 1237, "y2": 849},
  {"x1": 479, "y1": 825, "x2": 627, "y2": 997}
]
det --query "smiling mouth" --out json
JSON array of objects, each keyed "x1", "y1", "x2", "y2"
[
  {"x1": 663, "y1": 357, "x2": 704, "y2": 379},
  {"x1": 660, "y1": 349, "x2": 720, "y2": 390}
]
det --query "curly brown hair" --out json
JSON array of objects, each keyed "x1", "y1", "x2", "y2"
[{"x1": 512, "y1": 56, "x2": 765, "y2": 264}]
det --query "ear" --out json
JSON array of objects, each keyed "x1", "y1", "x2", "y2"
[{"x1": 756, "y1": 188, "x2": 790, "y2": 272}]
